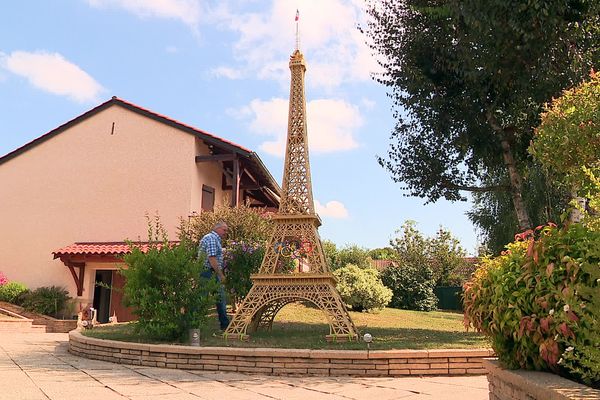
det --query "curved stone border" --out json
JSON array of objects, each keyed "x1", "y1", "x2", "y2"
[
  {"x1": 69, "y1": 330, "x2": 493, "y2": 377},
  {"x1": 483, "y1": 359, "x2": 599, "y2": 399}
]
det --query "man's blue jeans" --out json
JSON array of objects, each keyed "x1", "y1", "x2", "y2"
[{"x1": 201, "y1": 269, "x2": 229, "y2": 330}]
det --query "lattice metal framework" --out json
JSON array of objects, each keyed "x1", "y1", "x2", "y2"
[{"x1": 223, "y1": 50, "x2": 358, "y2": 341}]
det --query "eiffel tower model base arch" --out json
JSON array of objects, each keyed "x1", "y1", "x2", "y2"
[
  {"x1": 224, "y1": 274, "x2": 357, "y2": 342},
  {"x1": 224, "y1": 214, "x2": 358, "y2": 341}
]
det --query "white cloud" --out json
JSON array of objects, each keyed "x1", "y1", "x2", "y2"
[
  {"x1": 1, "y1": 51, "x2": 104, "y2": 103},
  {"x1": 315, "y1": 200, "x2": 349, "y2": 219},
  {"x1": 86, "y1": 0, "x2": 201, "y2": 29},
  {"x1": 165, "y1": 45, "x2": 179, "y2": 53},
  {"x1": 308, "y1": 99, "x2": 362, "y2": 152},
  {"x1": 214, "y1": 0, "x2": 380, "y2": 89},
  {"x1": 361, "y1": 97, "x2": 376, "y2": 110},
  {"x1": 211, "y1": 66, "x2": 243, "y2": 79},
  {"x1": 236, "y1": 97, "x2": 361, "y2": 157}
]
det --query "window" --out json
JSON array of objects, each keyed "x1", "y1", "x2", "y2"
[{"x1": 201, "y1": 185, "x2": 215, "y2": 211}]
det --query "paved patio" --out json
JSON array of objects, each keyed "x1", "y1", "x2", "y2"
[{"x1": 0, "y1": 332, "x2": 490, "y2": 400}]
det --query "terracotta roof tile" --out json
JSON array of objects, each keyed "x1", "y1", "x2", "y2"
[{"x1": 53, "y1": 241, "x2": 178, "y2": 257}]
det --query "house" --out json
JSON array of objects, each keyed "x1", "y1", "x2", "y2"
[{"x1": 0, "y1": 97, "x2": 280, "y2": 322}]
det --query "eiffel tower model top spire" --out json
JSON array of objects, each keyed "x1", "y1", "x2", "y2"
[
  {"x1": 223, "y1": 47, "x2": 358, "y2": 341},
  {"x1": 278, "y1": 49, "x2": 315, "y2": 217}
]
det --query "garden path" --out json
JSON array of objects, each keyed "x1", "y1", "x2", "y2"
[{"x1": 0, "y1": 332, "x2": 489, "y2": 400}]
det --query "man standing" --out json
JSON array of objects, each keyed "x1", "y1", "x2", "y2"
[{"x1": 199, "y1": 221, "x2": 229, "y2": 330}]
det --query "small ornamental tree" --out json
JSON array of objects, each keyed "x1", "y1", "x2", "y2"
[
  {"x1": 380, "y1": 221, "x2": 469, "y2": 311},
  {"x1": 429, "y1": 228, "x2": 469, "y2": 286},
  {"x1": 333, "y1": 264, "x2": 392, "y2": 312}
]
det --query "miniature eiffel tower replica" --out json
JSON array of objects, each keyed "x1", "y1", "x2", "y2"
[{"x1": 223, "y1": 48, "x2": 358, "y2": 342}]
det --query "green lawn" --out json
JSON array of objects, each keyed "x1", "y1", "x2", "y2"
[{"x1": 84, "y1": 303, "x2": 488, "y2": 350}]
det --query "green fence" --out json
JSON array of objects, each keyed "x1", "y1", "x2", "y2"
[{"x1": 434, "y1": 286, "x2": 463, "y2": 310}]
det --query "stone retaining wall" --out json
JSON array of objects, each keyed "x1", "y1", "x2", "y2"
[
  {"x1": 70, "y1": 330, "x2": 494, "y2": 377},
  {"x1": 483, "y1": 359, "x2": 600, "y2": 400}
]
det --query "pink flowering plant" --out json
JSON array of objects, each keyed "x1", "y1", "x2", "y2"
[{"x1": 0, "y1": 271, "x2": 8, "y2": 286}]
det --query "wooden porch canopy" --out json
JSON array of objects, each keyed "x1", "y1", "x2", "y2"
[
  {"x1": 52, "y1": 242, "x2": 174, "y2": 296},
  {"x1": 195, "y1": 150, "x2": 280, "y2": 208}
]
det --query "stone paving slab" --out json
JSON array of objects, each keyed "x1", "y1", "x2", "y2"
[{"x1": 0, "y1": 332, "x2": 490, "y2": 400}]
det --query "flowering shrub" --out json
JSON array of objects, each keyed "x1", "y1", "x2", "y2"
[
  {"x1": 463, "y1": 223, "x2": 600, "y2": 388},
  {"x1": 223, "y1": 240, "x2": 265, "y2": 299},
  {"x1": 0, "y1": 271, "x2": 8, "y2": 286}
]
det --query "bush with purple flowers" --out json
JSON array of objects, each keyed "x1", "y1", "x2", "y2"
[
  {"x1": 182, "y1": 202, "x2": 275, "y2": 302},
  {"x1": 223, "y1": 240, "x2": 265, "y2": 299}
]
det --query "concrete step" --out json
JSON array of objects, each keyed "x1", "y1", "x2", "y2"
[
  {"x1": 29, "y1": 324, "x2": 48, "y2": 333},
  {"x1": 0, "y1": 308, "x2": 47, "y2": 333},
  {"x1": 0, "y1": 320, "x2": 47, "y2": 333}
]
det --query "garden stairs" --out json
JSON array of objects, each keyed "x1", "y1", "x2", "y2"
[
  {"x1": 0, "y1": 301, "x2": 77, "y2": 333},
  {"x1": 0, "y1": 306, "x2": 47, "y2": 333}
]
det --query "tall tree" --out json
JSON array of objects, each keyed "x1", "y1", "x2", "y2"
[
  {"x1": 363, "y1": 0, "x2": 599, "y2": 232},
  {"x1": 467, "y1": 163, "x2": 569, "y2": 254}
]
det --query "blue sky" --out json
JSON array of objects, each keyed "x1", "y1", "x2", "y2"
[{"x1": 0, "y1": 0, "x2": 479, "y2": 254}]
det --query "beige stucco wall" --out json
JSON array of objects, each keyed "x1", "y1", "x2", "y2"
[{"x1": 0, "y1": 104, "x2": 221, "y2": 300}]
